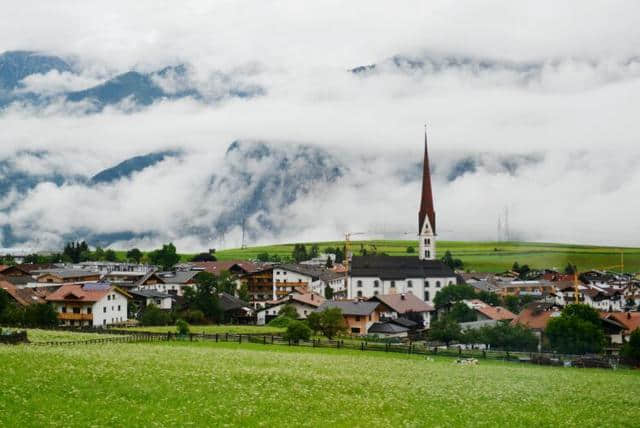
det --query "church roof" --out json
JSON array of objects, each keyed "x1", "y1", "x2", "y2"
[
  {"x1": 350, "y1": 256, "x2": 455, "y2": 280},
  {"x1": 419, "y1": 130, "x2": 436, "y2": 234}
]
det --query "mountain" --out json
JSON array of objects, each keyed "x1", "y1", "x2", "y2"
[
  {"x1": 0, "y1": 51, "x2": 263, "y2": 111},
  {"x1": 0, "y1": 51, "x2": 71, "y2": 90},
  {"x1": 90, "y1": 150, "x2": 181, "y2": 184}
]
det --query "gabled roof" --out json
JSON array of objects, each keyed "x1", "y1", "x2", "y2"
[
  {"x1": 193, "y1": 261, "x2": 260, "y2": 276},
  {"x1": 464, "y1": 299, "x2": 516, "y2": 321},
  {"x1": 351, "y1": 256, "x2": 455, "y2": 279},
  {"x1": 389, "y1": 317, "x2": 419, "y2": 328},
  {"x1": 368, "y1": 292, "x2": 434, "y2": 313},
  {"x1": 46, "y1": 283, "x2": 130, "y2": 303},
  {"x1": 603, "y1": 312, "x2": 640, "y2": 332},
  {"x1": 315, "y1": 300, "x2": 380, "y2": 316},
  {"x1": 129, "y1": 289, "x2": 173, "y2": 299},
  {"x1": 0, "y1": 280, "x2": 45, "y2": 306},
  {"x1": 35, "y1": 269, "x2": 100, "y2": 279},
  {"x1": 218, "y1": 292, "x2": 250, "y2": 312},
  {"x1": 156, "y1": 271, "x2": 199, "y2": 284},
  {"x1": 276, "y1": 292, "x2": 325, "y2": 308},
  {"x1": 275, "y1": 264, "x2": 325, "y2": 279},
  {"x1": 511, "y1": 303, "x2": 561, "y2": 330}
]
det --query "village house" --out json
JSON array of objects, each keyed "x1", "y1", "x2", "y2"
[
  {"x1": 257, "y1": 292, "x2": 325, "y2": 325},
  {"x1": 189, "y1": 260, "x2": 261, "y2": 277},
  {"x1": 272, "y1": 264, "x2": 325, "y2": 300},
  {"x1": 218, "y1": 292, "x2": 254, "y2": 324},
  {"x1": 367, "y1": 292, "x2": 434, "y2": 328},
  {"x1": 128, "y1": 289, "x2": 173, "y2": 313},
  {"x1": 368, "y1": 318, "x2": 419, "y2": 339},
  {"x1": 497, "y1": 280, "x2": 556, "y2": 297},
  {"x1": 46, "y1": 283, "x2": 130, "y2": 327},
  {"x1": 462, "y1": 299, "x2": 516, "y2": 322},
  {"x1": 601, "y1": 312, "x2": 640, "y2": 342},
  {"x1": 237, "y1": 267, "x2": 274, "y2": 307},
  {"x1": 135, "y1": 271, "x2": 199, "y2": 296},
  {"x1": 34, "y1": 269, "x2": 101, "y2": 284},
  {"x1": 0, "y1": 279, "x2": 46, "y2": 306},
  {"x1": 314, "y1": 300, "x2": 383, "y2": 335}
]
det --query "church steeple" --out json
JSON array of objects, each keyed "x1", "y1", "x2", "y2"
[{"x1": 418, "y1": 126, "x2": 436, "y2": 260}]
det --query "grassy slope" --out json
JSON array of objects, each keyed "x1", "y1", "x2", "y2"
[
  {"x1": 1, "y1": 341, "x2": 639, "y2": 427},
  {"x1": 214, "y1": 240, "x2": 640, "y2": 273}
]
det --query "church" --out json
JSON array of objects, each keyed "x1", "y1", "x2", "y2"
[{"x1": 347, "y1": 130, "x2": 457, "y2": 304}]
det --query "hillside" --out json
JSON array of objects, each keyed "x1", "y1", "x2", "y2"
[{"x1": 214, "y1": 240, "x2": 640, "y2": 273}]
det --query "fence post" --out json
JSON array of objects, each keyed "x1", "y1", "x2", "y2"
[
  {"x1": 215, "y1": 333, "x2": 218, "y2": 343},
  {"x1": 263, "y1": 335, "x2": 266, "y2": 345},
  {"x1": 225, "y1": 333, "x2": 229, "y2": 342},
  {"x1": 288, "y1": 338, "x2": 291, "y2": 346},
  {"x1": 483, "y1": 350, "x2": 486, "y2": 359},
  {"x1": 190, "y1": 333, "x2": 193, "y2": 342},
  {"x1": 361, "y1": 342, "x2": 364, "y2": 351},
  {"x1": 239, "y1": 334, "x2": 242, "y2": 344},
  {"x1": 271, "y1": 335, "x2": 274, "y2": 344},
  {"x1": 458, "y1": 347, "x2": 462, "y2": 357}
]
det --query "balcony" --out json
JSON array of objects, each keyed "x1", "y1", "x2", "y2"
[{"x1": 58, "y1": 313, "x2": 93, "y2": 321}]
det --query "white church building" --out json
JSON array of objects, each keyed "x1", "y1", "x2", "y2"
[{"x1": 348, "y1": 130, "x2": 457, "y2": 305}]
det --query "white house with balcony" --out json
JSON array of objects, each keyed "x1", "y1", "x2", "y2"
[{"x1": 46, "y1": 283, "x2": 130, "y2": 327}]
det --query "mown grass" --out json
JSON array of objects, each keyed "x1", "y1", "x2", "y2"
[
  {"x1": 120, "y1": 325, "x2": 286, "y2": 335},
  {"x1": 0, "y1": 340, "x2": 638, "y2": 427},
  {"x1": 215, "y1": 240, "x2": 640, "y2": 273}
]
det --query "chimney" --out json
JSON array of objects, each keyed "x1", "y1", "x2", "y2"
[{"x1": 311, "y1": 294, "x2": 314, "y2": 301}]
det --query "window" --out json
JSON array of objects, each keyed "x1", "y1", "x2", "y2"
[
  {"x1": 73, "y1": 307, "x2": 80, "y2": 314},
  {"x1": 351, "y1": 327, "x2": 360, "y2": 334},
  {"x1": 425, "y1": 281, "x2": 430, "y2": 287},
  {"x1": 107, "y1": 295, "x2": 111, "y2": 301},
  {"x1": 61, "y1": 306, "x2": 67, "y2": 313},
  {"x1": 357, "y1": 280, "x2": 362, "y2": 287},
  {"x1": 374, "y1": 291, "x2": 379, "y2": 296},
  {"x1": 424, "y1": 291, "x2": 430, "y2": 301},
  {"x1": 448, "y1": 281, "x2": 453, "y2": 286},
  {"x1": 425, "y1": 250, "x2": 430, "y2": 258},
  {"x1": 357, "y1": 291, "x2": 363, "y2": 297},
  {"x1": 436, "y1": 281, "x2": 441, "y2": 288},
  {"x1": 374, "y1": 280, "x2": 379, "y2": 288},
  {"x1": 390, "y1": 281, "x2": 396, "y2": 288},
  {"x1": 355, "y1": 316, "x2": 361, "y2": 321},
  {"x1": 407, "y1": 280, "x2": 413, "y2": 288},
  {"x1": 103, "y1": 319, "x2": 106, "y2": 325},
  {"x1": 303, "y1": 310, "x2": 307, "y2": 315},
  {"x1": 424, "y1": 238, "x2": 428, "y2": 245},
  {"x1": 87, "y1": 307, "x2": 92, "y2": 314},
  {"x1": 103, "y1": 307, "x2": 107, "y2": 313},
  {"x1": 118, "y1": 305, "x2": 121, "y2": 311}
]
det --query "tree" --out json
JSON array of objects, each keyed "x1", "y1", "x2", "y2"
[
  {"x1": 545, "y1": 304, "x2": 605, "y2": 354},
  {"x1": 441, "y1": 250, "x2": 463, "y2": 270},
  {"x1": 176, "y1": 319, "x2": 190, "y2": 336},
  {"x1": 63, "y1": 241, "x2": 90, "y2": 263},
  {"x1": 278, "y1": 304, "x2": 298, "y2": 319},
  {"x1": 469, "y1": 322, "x2": 537, "y2": 351},
  {"x1": 126, "y1": 248, "x2": 143, "y2": 263},
  {"x1": 257, "y1": 252, "x2": 270, "y2": 262},
  {"x1": 476, "y1": 291, "x2": 501, "y2": 306},
  {"x1": 237, "y1": 283, "x2": 249, "y2": 302},
  {"x1": 325, "y1": 256, "x2": 333, "y2": 268},
  {"x1": 502, "y1": 294, "x2": 521, "y2": 314},
  {"x1": 191, "y1": 252, "x2": 217, "y2": 262},
  {"x1": 512, "y1": 262, "x2": 520, "y2": 272},
  {"x1": 324, "y1": 285, "x2": 334, "y2": 299},
  {"x1": 449, "y1": 302, "x2": 477, "y2": 323},
  {"x1": 406, "y1": 246, "x2": 415, "y2": 254},
  {"x1": 0, "y1": 289, "x2": 10, "y2": 318},
  {"x1": 148, "y1": 243, "x2": 180, "y2": 270},
  {"x1": 215, "y1": 271, "x2": 236, "y2": 295},
  {"x1": 621, "y1": 329, "x2": 640, "y2": 367},
  {"x1": 284, "y1": 320, "x2": 312, "y2": 342},
  {"x1": 428, "y1": 316, "x2": 461, "y2": 346},
  {"x1": 307, "y1": 307, "x2": 347, "y2": 339},
  {"x1": 292, "y1": 244, "x2": 308, "y2": 263},
  {"x1": 140, "y1": 304, "x2": 171, "y2": 326},
  {"x1": 564, "y1": 263, "x2": 577, "y2": 275},
  {"x1": 182, "y1": 272, "x2": 222, "y2": 322},
  {"x1": 309, "y1": 244, "x2": 320, "y2": 259},
  {"x1": 23, "y1": 303, "x2": 58, "y2": 328},
  {"x1": 104, "y1": 249, "x2": 118, "y2": 262},
  {"x1": 433, "y1": 284, "x2": 476, "y2": 309}
]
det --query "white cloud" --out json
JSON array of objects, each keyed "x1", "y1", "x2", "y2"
[{"x1": 0, "y1": 1, "x2": 639, "y2": 251}]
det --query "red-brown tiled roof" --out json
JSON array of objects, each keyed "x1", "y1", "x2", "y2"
[
  {"x1": 193, "y1": 261, "x2": 260, "y2": 276},
  {"x1": 276, "y1": 292, "x2": 326, "y2": 308},
  {"x1": 466, "y1": 299, "x2": 516, "y2": 321},
  {"x1": 0, "y1": 280, "x2": 46, "y2": 306},
  {"x1": 511, "y1": 305, "x2": 561, "y2": 330},
  {"x1": 46, "y1": 284, "x2": 128, "y2": 303},
  {"x1": 603, "y1": 312, "x2": 640, "y2": 333}
]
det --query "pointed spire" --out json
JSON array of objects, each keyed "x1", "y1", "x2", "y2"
[{"x1": 419, "y1": 125, "x2": 436, "y2": 234}]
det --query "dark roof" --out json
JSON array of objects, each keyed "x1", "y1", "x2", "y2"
[
  {"x1": 0, "y1": 274, "x2": 32, "y2": 286},
  {"x1": 368, "y1": 322, "x2": 409, "y2": 334},
  {"x1": 218, "y1": 292, "x2": 249, "y2": 312},
  {"x1": 389, "y1": 317, "x2": 418, "y2": 328},
  {"x1": 315, "y1": 300, "x2": 380, "y2": 316},
  {"x1": 368, "y1": 293, "x2": 434, "y2": 313},
  {"x1": 275, "y1": 264, "x2": 325, "y2": 279},
  {"x1": 350, "y1": 256, "x2": 455, "y2": 279},
  {"x1": 129, "y1": 289, "x2": 173, "y2": 299}
]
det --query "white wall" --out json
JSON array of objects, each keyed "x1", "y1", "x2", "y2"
[
  {"x1": 347, "y1": 275, "x2": 455, "y2": 304},
  {"x1": 272, "y1": 268, "x2": 314, "y2": 299},
  {"x1": 93, "y1": 291, "x2": 128, "y2": 327}
]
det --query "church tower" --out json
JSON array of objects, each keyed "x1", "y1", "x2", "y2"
[{"x1": 418, "y1": 128, "x2": 436, "y2": 260}]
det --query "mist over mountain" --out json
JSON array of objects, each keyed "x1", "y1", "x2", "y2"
[{"x1": 0, "y1": 51, "x2": 264, "y2": 112}]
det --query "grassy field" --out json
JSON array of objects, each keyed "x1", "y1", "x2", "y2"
[
  {"x1": 120, "y1": 325, "x2": 285, "y2": 335},
  {"x1": 1, "y1": 341, "x2": 639, "y2": 427},
  {"x1": 214, "y1": 240, "x2": 640, "y2": 273},
  {"x1": 24, "y1": 329, "x2": 124, "y2": 343}
]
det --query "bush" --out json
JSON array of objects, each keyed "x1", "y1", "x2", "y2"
[
  {"x1": 284, "y1": 320, "x2": 312, "y2": 342},
  {"x1": 23, "y1": 303, "x2": 58, "y2": 328},
  {"x1": 621, "y1": 329, "x2": 640, "y2": 367},
  {"x1": 179, "y1": 309, "x2": 205, "y2": 324},
  {"x1": 140, "y1": 304, "x2": 172, "y2": 326},
  {"x1": 268, "y1": 315, "x2": 295, "y2": 328},
  {"x1": 278, "y1": 304, "x2": 298, "y2": 319},
  {"x1": 176, "y1": 319, "x2": 190, "y2": 336},
  {"x1": 546, "y1": 304, "x2": 605, "y2": 354}
]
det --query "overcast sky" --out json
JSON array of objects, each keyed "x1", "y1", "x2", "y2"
[{"x1": 1, "y1": 1, "x2": 639, "y2": 251}]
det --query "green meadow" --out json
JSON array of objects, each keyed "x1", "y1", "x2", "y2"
[
  {"x1": 1, "y1": 341, "x2": 639, "y2": 427},
  {"x1": 121, "y1": 325, "x2": 285, "y2": 335},
  {"x1": 214, "y1": 240, "x2": 640, "y2": 273}
]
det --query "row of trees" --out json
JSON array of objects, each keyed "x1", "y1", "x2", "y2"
[
  {"x1": 432, "y1": 283, "x2": 536, "y2": 316},
  {"x1": 269, "y1": 304, "x2": 347, "y2": 342},
  {"x1": 0, "y1": 290, "x2": 58, "y2": 328}
]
